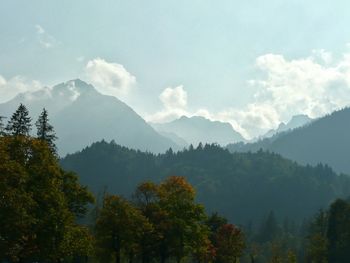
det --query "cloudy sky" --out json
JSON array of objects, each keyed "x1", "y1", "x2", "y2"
[{"x1": 1, "y1": 0, "x2": 350, "y2": 138}]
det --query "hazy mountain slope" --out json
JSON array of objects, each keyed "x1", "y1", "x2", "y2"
[
  {"x1": 157, "y1": 131, "x2": 188, "y2": 148},
  {"x1": 263, "y1": 114, "x2": 313, "y2": 138},
  {"x1": 61, "y1": 141, "x2": 350, "y2": 224},
  {"x1": 228, "y1": 108, "x2": 350, "y2": 174},
  {"x1": 151, "y1": 116, "x2": 245, "y2": 146},
  {"x1": 0, "y1": 79, "x2": 179, "y2": 156}
]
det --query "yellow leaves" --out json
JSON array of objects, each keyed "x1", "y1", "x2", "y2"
[
  {"x1": 159, "y1": 176, "x2": 195, "y2": 203},
  {"x1": 160, "y1": 176, "x2": 195, "y2": 194},
  {"x1": 134, "y1": 181, "x2": 159, "y2": 207},
  {"x1": 60, "y1": 225, "x2": 94, "y2": 257}
]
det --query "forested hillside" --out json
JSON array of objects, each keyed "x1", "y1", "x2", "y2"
[
  {"x1": 228, "y1": 107, "x2": 350, "y2": 175},
  {"x1": 61, "y1": 140, "x2": 350, "y2": 224},
  {"x1": 3, "y1": 103, "x2": 350, "y2": 262}
]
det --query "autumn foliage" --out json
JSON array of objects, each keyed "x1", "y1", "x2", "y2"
[{"x1": 94, "y1": 176, "x2": 245, "y2": 263}]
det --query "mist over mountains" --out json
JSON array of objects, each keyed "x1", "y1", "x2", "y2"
[
  {"x1": 151, "y1": 115, "x2": 245, "y2": 147},
  {"x1": 2, "y1": 78, "x2": 350, "y2": 178},
  {"x1": 0, "y1": 79, "x2": 249, "y2": 155},
  {"x1": 262, "y1": 114, "x2": 313, "y2": 139},
  {"x1": 228, "y1": 107, "x2": 350, "y2": 174},
  {"x1": 0, "y1": 79, "x2": 179, "y2": 156}
]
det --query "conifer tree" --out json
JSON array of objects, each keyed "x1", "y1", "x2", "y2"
[
  {"x1": 6, "y1": 104, "x2": 32, "y2": 136},
  {"x1": 0, "y1": 116, "x2": 6, "y2": 136},
  {"x1": 35, "y1": 108, "x2": 57, "y2": 154},
  {"x1": 257, "y1": 211, "x2": 280, "y2": 243},
  {"x1": 327, "y1": 199, "x2": 350, "y2": 262}
]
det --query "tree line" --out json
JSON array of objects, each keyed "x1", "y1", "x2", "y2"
[
  {"x1": 0, "y1": 105, "x2": 245, "y2": 262},
  {"x1": 0, "y1": 104, "x2": 94, "y2": 262},
  {"x1": 2, "y1": 104, "x2": 350, "y2": 263},
  {"x1": 61, "y1": 138, "x2": 350, "y2": 225},
  {"x1": 0, "y1": 103, "x2": 57, "y2": 154},
  {"x1": 305, "y1": 198, "x2": 350, "y2": 263}
]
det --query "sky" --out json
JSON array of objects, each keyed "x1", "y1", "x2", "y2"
[{"x1": 1, "y1": 0, "x2": 350, "y2": 138}]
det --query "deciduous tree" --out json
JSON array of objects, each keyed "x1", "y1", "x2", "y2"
[
  {"x1": 215, "y1": 224, "x2": 245, "y2": 263},
  {"x1": 95, "y1": 195, "x2": 153, "y2": 263}
]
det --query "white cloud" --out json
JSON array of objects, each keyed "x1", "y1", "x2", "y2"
[
  {"x1": 85, "y1": 58, "x2": 136, "y2": 99},
  {"x1": 147, "y1": 85, "x2": 188, "y2": 123},
  {"x1": 227, "y1": 50, "x2": 350, "y2": 138},
  {"x1": 160, "y1": 85, "x2": 187, "y2": 110},
  {"x1": 312, "y1": 49, "x2": 333, "y2": 64},
  {"x1": 35, "y1": 24, "x2": 58, "y2": 49},
  {"x1": 148, "y1": 47, "x2": 350, "y2": 140},
  {"x1": 0, "y1": 75, "x2": 42, "y2": 103}
]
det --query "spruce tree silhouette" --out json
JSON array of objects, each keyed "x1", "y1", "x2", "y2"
[
  {"x1": 36, "y1": 108, "x2": 58, "y2": 155},
  {"x1": 5, "y1": 104, "x2": 31, "y2": 136}
]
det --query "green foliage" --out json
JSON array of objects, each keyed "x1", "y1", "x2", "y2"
[
  {"x1": 0, "y1": 135, "x2": 94, "y2": 262},
  {"x1": 215, "y1": 224, "x2": 245, "y2": 263},
  {"x1": 95, "y1": 195, "x2": 153, "y2": 263},
  {"x1": 305, "y1": 210, "x2": 328, "y2": 263},
  {"x1": 5, "y1": 103, "x2": 32, "y2": 136},
  {"x1": 304, "y1": 198, "x2": 350, "y2": 263},
  {"x1": 35, "y1": 108, "x2": 58, "y2": 155},
  {"x1": 227, "y1": 107, "x2": 350, "y2": 176},
  {"x1": 61, "y1": 170, "x2": 95, "y2": 218},
  {"x1": 157, "y1": 176, "x2": 209, "y2": 263},
  {"x1": 326, "y1": 199, "x2": 350, "y2": 263},
  {"x1": 133, "y1": 181, "x2": 165, "y2": 263},
  {"x1": 207, "y1": 212, "x2": 228, "y2": 244},
  {"x1": 0, "y1": 139, "x2": 36, "y2": 261},
  {"x1": 61, "y1": 141, "x2": 350, "y2": 224},
  {"x1": 0, "y1": 115, "x2": 6, "y2": 136},
  {"x1": 305, "y1": 233, "x2": 328, "y2": 263},
  {"x1": 5, "y1": 104, "x2": 350, "y2": 263},
  {"x1": 94, "y1": 177, "x2": 245, "y2": 263},
  {"x1": 257, "y1": 211, "x2": 280, "y2": 243},
  {"x1": 134, "y1": 177, "x2": 213, "y2": 263}
]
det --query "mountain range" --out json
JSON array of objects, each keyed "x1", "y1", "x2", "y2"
[
  {"x1": 228, "y1": 107, "x2": 350, "y2": 175},
  {"x1": 151, "y1": 115, "x2": 245, "y2": 147},
  {"x1": 3, "y1": 78, "x2": 349, "y2": 177},
  {"x1": 262, "y1": 114, "x2": 313, "y2": 139},
  {"x1": 0, "y1": 79, "x2": 248, "y2": 156},
  {"x1": 0, "y1": 79, "x2": 179, "y2": 156}
]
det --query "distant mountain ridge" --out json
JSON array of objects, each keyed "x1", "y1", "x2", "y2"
[
  {"x1": 228, "y1": 108, "x2": 350, "y2": 175},
  {"x1": 262, "y1": 114, "x2": 313, "y2": 139},
  {"x1": 151, "y1": 115, "x2": 245, "y2": 146},
  {"x1": 0, "y1": 79, "x2": 179, "y2": 156}
]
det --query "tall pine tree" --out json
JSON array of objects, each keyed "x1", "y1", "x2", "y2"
[
  {"x1": 6, "y1": 104, "x2": 32, "y2": 136},
  {"x1": 0, "y1": 116, "x2": 6, "y2": 136},
  {"x1": 35, "y1": 108, "x2": 57, "y2": 155}
]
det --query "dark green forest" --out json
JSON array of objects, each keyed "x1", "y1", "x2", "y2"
[
  {"x1": 61, "y1": 140, "x2": 350, "y2": 224},
  {"x1": 2, "y1": 104, "x2": 350, "y2": 263}
]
